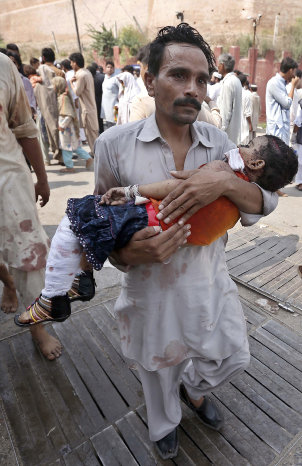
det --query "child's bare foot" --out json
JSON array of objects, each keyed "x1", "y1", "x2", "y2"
[
  {"x1": 1, "y1": 284, "x2": 18, "y2": 313},
  {"x1": 30, "y1": 325, "x2": 62, "y2": 360}
]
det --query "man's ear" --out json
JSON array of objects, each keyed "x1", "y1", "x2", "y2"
[
  {"x1": 245, "y1": 159, "x2": 265, "y2": 171},
  {"x1": 144, "y1": 71, "x2": 155, "y2": 97}
]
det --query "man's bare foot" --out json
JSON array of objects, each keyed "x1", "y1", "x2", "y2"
[
  {"x1": 60, "y1": 167, "x2": 75, "y2": 173},
  {"x1": 1, "y1": 284, "x2": 18, "y2": 313},
  {"x1": 30, "y1": 325, "x2": 62, "y2": 360}
]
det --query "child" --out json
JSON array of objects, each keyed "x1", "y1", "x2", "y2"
[
  {"x1": 52, "y1": 77, "x2": 93, "y2": 173},
  {"x1": 15, "y1": 135, "x2": 297, "y2": 327}
]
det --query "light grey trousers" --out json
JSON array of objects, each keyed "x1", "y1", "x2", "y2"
[{"x1": 137, "y1": 337, "x2": 250, "y2": 441}]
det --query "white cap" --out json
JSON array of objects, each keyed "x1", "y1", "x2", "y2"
[{"x1": 213, "y1": 71, "x2": 222, "y2": 79}]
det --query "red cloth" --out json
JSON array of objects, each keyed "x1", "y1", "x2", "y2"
[{"x1": 146, "y1": 171, "x2": 249, "y2": 246}]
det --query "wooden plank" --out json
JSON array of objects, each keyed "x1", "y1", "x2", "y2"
[
  {"x1": 249, "y1": 337, "x2": 302, "y2": 393},
  {"x1": 241, "y1": 302, "x2": 267, "y2": 326},
  {"x1": 226, "y1": 244, "x2": 256, "y2": 261},
  {"x1": 91, "y1": 425, "x2": 139, "y2": 466},
  {"x1": 0, "y1": 337, "x2": 59, "y2": 465},
  {"x1": 54, "y1": 318, "x2": 129, "y2": 422},
  {"x1": 232, "y1": 372, "x2": 302, "y2": 435},
  {"x1": 63, "y1": 441, "x2": 100, "y2": 466},
  {"x1": 252, "y1": 328, "x2": 302, "y2": 372},
  {"x1": 214, "y1": 383, "x2": 292, "y2": 453},
  {"x1": 262, "y1": 320, "x2": 302, "y2": 353},
  {"x1": 212, "y1": 397, "x2": 276, "y2": 465},
  {"x1": 285, "y1": 247, "x2": 302, "y2": 265},
  {"x1": 263, "y1": 266, "x2": 298, "y2": 293},
  {"x1": 78, "y1": 312, "x2": 143, "y2": 408},
  {"x1": 238, "y1": 258, "x2": 284, "y2": 284},
  {"x1": 247, "y1": 356, "x2": 302, "y2": 415},
  {"x1": 116, "y1": 412, "x2": 158, "y2": 466},
  {"x1": 229, "y1": 251, "x2": 276, "y2": 277},
  {"x1": 227, "y1": 246, "x2": 269, "y2": 270},
  {"x1": 248, "y1": 260, "x2": 293, "y2": 288}
]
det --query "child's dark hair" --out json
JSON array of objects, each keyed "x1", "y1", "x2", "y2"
[
  {"x1": 23, "y1": 64, "x2": 37, "y2": 77},
  {"x1": 148, "y1": 23, "x2": 216, "y2": 76},
  {"x1": 255, "y1": 135, "x2": 298, "y2": 191}
]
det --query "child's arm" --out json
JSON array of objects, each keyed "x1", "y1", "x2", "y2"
[
  {"x1": 101, "y1": 163, "x2": 233, "y2": 205},
  {"x1": 100, "y1": 179, "x2": 181, "y2": 205}
]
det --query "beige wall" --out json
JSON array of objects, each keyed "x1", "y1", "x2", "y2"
[{"x1": 0, "y1": 0, "x2": 300, "y2": 50}]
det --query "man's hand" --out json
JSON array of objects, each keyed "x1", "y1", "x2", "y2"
[
  {"x1": 116, "y1": 223, "x2": 191, "y2": 266},
  {"x1": 35, "y1": 179, "x2": 50, "y2": 207},
  {"x1": 157, "y1": 168, "x2": 235, "y2": 225},
  {"x1": 70, "y1": 76, "x2": 76, "y2": 83},
  {"x1": 292, "y1": 76, "x2": 300, "y2": 88},
  {"x1": 58, "y1": 126, "x2": 64, "y2": 132}
]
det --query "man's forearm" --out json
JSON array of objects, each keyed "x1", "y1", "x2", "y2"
[
  {"x1": 18, "y1": 137, "x2": 47, "y2": 182},
  {"x1": 139, "y1": 179, "x2": 181, "y2": 199},
  {"x1": 223, "y1": 174, "x2": 263, "y2": 214}
]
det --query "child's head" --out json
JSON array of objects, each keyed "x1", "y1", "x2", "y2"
[
  {"x1": 239, "y1": 135, "x2": 298, "y2": 191},
  {"x1": 23, "y1": 64, "x2": 37, "y2": 77},
  {"x1": 52, "y1": 76, "x2": 67, "y2": 95}
]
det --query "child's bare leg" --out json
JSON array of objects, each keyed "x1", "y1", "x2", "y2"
[
  {"x1": 30, "y1": 325, "x2": 62, "y2": 360},
  {"x1": 0, "y1": 263, "x2": 18, "y2": 313}
]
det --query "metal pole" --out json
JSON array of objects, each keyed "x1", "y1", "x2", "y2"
[
  {"x1": 51, "y1": 31, "x2": 59, "y2": 54},
  {"x1": 71, "y1": 0, "x2": 82, "y2": 53}
]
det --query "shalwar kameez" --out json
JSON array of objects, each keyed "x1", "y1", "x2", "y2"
[{"x1": 94, "y1": 114, "x2": 278, "y2": 441}]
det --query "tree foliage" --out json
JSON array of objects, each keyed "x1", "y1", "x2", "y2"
[
  {"x1": 118, "y1": 25, "x2": 145, "y2": 56},
  {"x1": 87, "y1": 23, "x2": 116, "y2": 58},
  {"x1": 282, "y1": 17, "x2": 302, "y2": 61}
]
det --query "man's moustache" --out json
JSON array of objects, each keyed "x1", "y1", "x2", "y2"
[{"x1": 173, "y1": 97, "x2": 201, "y2": 111}]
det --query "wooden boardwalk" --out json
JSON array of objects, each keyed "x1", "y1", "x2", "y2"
[{"x1": 1, "y1": 225, "x2": 302, "y2": 465}]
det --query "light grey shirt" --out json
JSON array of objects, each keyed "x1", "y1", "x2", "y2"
[
  {"x1": 266, "y1": 73, "x2": 292, "y2": 145},
  {"x1": 94, "y1": 114, "x2": 278, "y2": 371},
  {"x1": 218, "y1": 72, "x2": 242, "y2": 145}
]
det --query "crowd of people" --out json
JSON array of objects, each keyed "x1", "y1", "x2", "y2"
[{"x1": 0, "y1": 23, "x2": 301, "y2": 460}]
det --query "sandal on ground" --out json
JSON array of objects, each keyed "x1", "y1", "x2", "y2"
[
  {"x1": 14, "y1": 294, "x2": 71, "y2": 327},
  {"x1": 68, "y1": 271, "x2": 96, "y2": 302},
  {"x1": 154, "y1": 428, "x2": 178, "y2": 460},
  {"x1": 60, "y1": 167, "x2": 75, "y2": 173},
  {"x1": 296, "y1": 184, "x2": 302, "y2": 191}
]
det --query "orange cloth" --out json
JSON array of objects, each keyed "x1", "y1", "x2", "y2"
[{"x1": 149, "y1": 171, "x2": 249, "y2": 246}]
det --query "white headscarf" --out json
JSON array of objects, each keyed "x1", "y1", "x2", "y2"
[{"x1": 117, "y1": 71, "x2": 141, "y2": 124}]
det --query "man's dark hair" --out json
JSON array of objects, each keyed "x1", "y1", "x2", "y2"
[
  {"x1": 0, "y1": 48, "x2": 7, "y2": 55},
  {"x1": 60, "y1": 58, "x2": 72, "y2": 70},
  {"x1": 280, "y1": 57, "x2": 298, "y2": 73},
  {"x1": 105, "y1": 60, "x2": 114, "y2": 67},
  {"x1": 137, "y1": 43, "x2": 150, "y2": 65},
  {"x1": 6, "y1": 43, "x2": 19, "y2": 54},
  {"x1": 7, "y1": 51, "x2": 22, "y2": 69},
  {"x1": 255, "y1": 135, "x2": 298, "y2": 191},
  {"x1": 238, "y1": 73, "x2": 248, "y2": 87},
  {"x1": 69, "y1": 52, "x2": 84, "y2": 68},
  {"x1": 148, "y1": 23, "x2": 216, "y2": 76},
  {"x1": 87, "y1": 65, "x2": 96, "y2": 76},
  {"x1": 42, "y1": 47, "x2": 55, "y2": 63},
  {"x1": 30, "y1": 57, "x2": 39, "y2": 66},
  {"x1": 122, "y1": 64, "x2": 134, "y2": 74},
  {"x1": 234, "y1": 69, "x2": 243, "y2": 76},
  {"x1": 91, "y1": 61, "x2": 99, "y2": 70},
  {"x1": 296, "y1": 69, "x2": 302, "y2": 78}
]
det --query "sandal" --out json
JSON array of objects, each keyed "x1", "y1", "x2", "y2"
[
  {"x1": 68, "y1": 271, "x2": 96, "y2": 302},
  {"x1": 296, "y1": 184, "x2": 302, "y2": 191},
  {"x1": 14, "y1": 294, "x2": 71, "y2": 327}
]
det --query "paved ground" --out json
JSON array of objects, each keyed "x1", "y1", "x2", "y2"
[{"x1": 1, "y1": 151, "x2": 302, "y2": 465}]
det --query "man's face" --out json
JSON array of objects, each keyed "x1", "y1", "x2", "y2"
[
  {"x1": 217, "y1": 62, "x2": 224, "y2": 75},
  {"x1": 284, "y1": 67, "x2": 296, "y2": 82},
  {"x1": 106, "y1": 64, "x2": 114, "y2": 76},
  {"x1": 70, "y1": 60, "x2": 77, "y2": 71},
  {"x1": 147, "y1": 43, "x2": 209, "y2": 126}
]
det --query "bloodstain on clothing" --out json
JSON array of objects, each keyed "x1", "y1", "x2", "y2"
[
  {"x1": 181, "y1": 263, "x2": 188, "y2": 274},
  {"x1": 72, "y1": 248, "x2": 80, "y2": 254},
  {"x1": 21, "y1": 243, "x2": 47, "y2": 271},
  {"x1": 57, "y1": 244, "x2": 72, "y2": 258},
  {"x1": 19, "y1": 219, "x2": 33, "y2": 232},
  {"x1": 152, "y1": 340, "x2": 189, "y2": 369},
  {"x1": 141, "y1": 268, "x2": 151, "y2": 280},
  {"x1": 49, "y1": 267, "x2": 54, "y2": 271},
  {"x1": 69, "y1": 273, "x2": 73, "y2": 275}
]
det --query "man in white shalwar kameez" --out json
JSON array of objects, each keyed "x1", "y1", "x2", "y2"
[
  {"x1": 94, "y1": 25, "x2": 278, "y2": 460},
  {"x1": 217, "y1": 53, "x2": 242, "y2": 144},
  {"x1": 238, "y1": 74, "x2": 252, "y2": 145}
]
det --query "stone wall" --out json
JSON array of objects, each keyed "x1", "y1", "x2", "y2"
[{"x1": 1, "y1": 0, "x2": 301, "y2": 49}]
